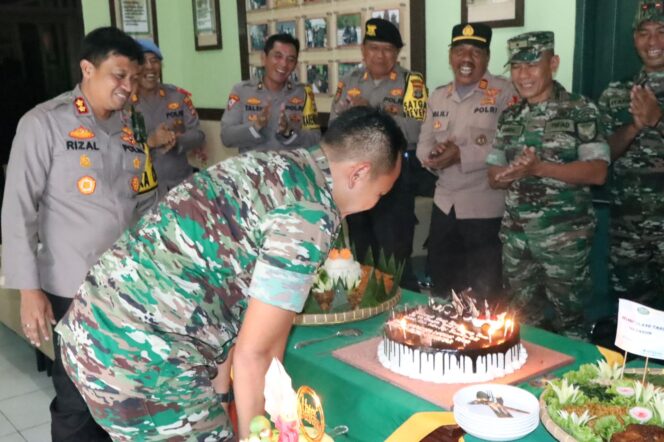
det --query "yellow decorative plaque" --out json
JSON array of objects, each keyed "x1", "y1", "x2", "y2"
[{"x1": 297, "y1": 386, "x2": 325, "y2": 442}]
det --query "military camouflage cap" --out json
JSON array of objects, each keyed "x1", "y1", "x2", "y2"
[
  {"x1": 634, "y1": 0, "x2": 664, "y2": 27},
  {"x1": 506, "y1": 31, "x2": 554, "y2": 65}
]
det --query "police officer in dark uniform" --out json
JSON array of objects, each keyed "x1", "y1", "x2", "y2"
[{"x1": 330, "y1": 18, "x2": 430, "y2": 290}]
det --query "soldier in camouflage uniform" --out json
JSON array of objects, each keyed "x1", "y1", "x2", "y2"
[
  {"x1": 486, "y1": 32, "x2": 610, "y2": 339},
  {"x1": 598, "y1": 0, "x2": 664, "y2": 310},
  {"x1": 331, "y1": 18, "x2": 429, "y2": 291},
  {"x1": 55, "y1": 107, "x2": 404, "y2": 441},
  {"x1": 221, "y1": 33, "x2": 321, "y2": 154},
  {"x1": 133, "y1": 39, "x2": 205, "y2": 197}
]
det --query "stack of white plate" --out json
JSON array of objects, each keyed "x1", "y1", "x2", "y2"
[{"x1": 452, "y1": 384, "x2": 540, "y2": 441}]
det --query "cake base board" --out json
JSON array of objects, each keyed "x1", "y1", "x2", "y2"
[{"x1": 332, "y1": 338, "x2": 574, "y2": 409}]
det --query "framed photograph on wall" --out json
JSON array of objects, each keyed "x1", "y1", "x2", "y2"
[
  {"x1": 336, "y1": 13, "x2": 361, "y2": 47},
  {"x1": 249, "y1": 23, "x2": 268, "y2": 51},
  {"x1": 246, "y1": 0, "x2": 267, "y2": 11},
  {"x1": 274, "y1": 0, "x2": 298, "y2": 7},
  {"x1": 192, "y1": 0, "x2": 222, "y2": 50},
  {"x1": 461, "y1": 0, "x2": 524, "y2": 28},
  {"x1": 306, "y1": 63, "x2": 329, "y2": 94},
  {"x1": 109, "y1": 0, "x2": 158, "y2": 43},
  {"x1": 371, "y1": 8, "x2": 400, "y2": 30},
  {"x1": 276, "y1": 20, "x2": 297, "y2": 37},
  {"x1": 250, "y1": 65, "x2": 265, "y2": 81},
  {"x1": 304, "y1": 18, "x2": 327, "y2": 49},
  {"x1": 338, "y1": 62, "x2": 362, "y2": 79}
]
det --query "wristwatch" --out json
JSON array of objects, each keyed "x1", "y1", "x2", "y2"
[{"x1": 280, "y1": 128, "x2": 295, "y2": 138}]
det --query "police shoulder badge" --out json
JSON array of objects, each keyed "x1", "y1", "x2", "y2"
[
  {"x1": 227, "y1": 94, "x2": 240, "y2": 110},
  {"x1": 302, "y1": 84, "x2": 320, "y2": 130},
  {"x1": 402, "y1": 73, "x2": 427, "y2": 121},
  {"x1": 577, "y1": 121, "x2": 597, "y2": 142},
  {"x1": 73, "y1": 97, "x2": 88, "y2": 115}
]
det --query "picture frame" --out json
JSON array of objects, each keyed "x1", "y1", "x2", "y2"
[
  {"x1": 371, "y1": 8, "x2": 400, "y2": 31},
  {"x1": 249, "y1": 23, "x2": 269, "y2": 51},
  {"x1": 109, "y1": 0, "x2": 158, "y2": 44},
  {"x1": 461, "y1": 0, "x2": 524, "y2": 28},
  {"x1": 192, "y1": 0, "x2": 222, "y2": 51},
  {"x1": 276, "y1": 20, "x2": 297, "y2": 38},
  {"x1": 306, "y1": 63, "x2": 330, "y2": 95},
  {"x1": 304, "y1": 17, "x2": 328, "y2": 49},
  {"x1": 336, "y1": 13, "x2": 362, "y2": 47}
]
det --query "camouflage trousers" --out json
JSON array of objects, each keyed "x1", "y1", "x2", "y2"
[
  {"x1": 60, "y1": 338, "x2": 233, "y2": 441},
  {"x1": 501, "y1": 225, "x2": 594, "y2": 340},
  {"x1": 610, "y1": 214, "x2": 664, "y2": 310}
]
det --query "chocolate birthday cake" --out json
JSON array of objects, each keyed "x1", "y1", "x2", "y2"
[{"x1": 377, "y1": 291, "x2": 527, "y2": 383}]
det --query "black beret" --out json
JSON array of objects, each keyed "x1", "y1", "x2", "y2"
[{"x1": 363, "y1": 18, "x2": 403, "y2": 49}]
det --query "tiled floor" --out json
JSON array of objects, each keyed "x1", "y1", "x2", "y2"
[{"x1": 0, "y1": 324, "x2": 53, "y2": 442}]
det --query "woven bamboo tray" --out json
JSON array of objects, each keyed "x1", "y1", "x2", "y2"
[
  {"x1": 539, "y1": 367, "x2": 664, "y2": 442},
  {"x1": 293, "y1": 289, "x2": 401, "y2": 325},
  {"x1": 540, "y1": 397, "x2": 578, "y2": 442}
]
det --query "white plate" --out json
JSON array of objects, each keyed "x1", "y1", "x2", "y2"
[{"x1": 453, "y1": 384, "x2": 540, "y2": 441}]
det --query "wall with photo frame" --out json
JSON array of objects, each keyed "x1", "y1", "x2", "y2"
[{"x1": 244, "y1": 0, "x2": 415, "y2": 114}]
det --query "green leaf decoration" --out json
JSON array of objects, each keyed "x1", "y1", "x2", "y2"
[
  {"x1": 302, "y1": 292, "x2": 323, "y2": 314},
  {"x1": 377, "y1": 249, "x2": 388, "y2": 272},
  {"x1": 360, "y1": 268, "x2": 381, "y2": 307},
  {"x1": 374, "y1": 274, "x2": 389, "y2": 303}
]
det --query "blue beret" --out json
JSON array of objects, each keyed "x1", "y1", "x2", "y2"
[{"x1": 136, "y1": 38, "x2": 162, "y2": 60}]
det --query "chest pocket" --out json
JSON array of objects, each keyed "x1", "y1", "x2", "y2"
[
  {"x1": 469, "y1": 125, "x2": 497, "y2": 149},
  {"x1": 432, "y1": 117, "x2": 451, "y2": 143},
  {"x1": 59, "y1": 149, "x2": 105, "y2": 198},
  {"x1": 542, "y1": 119, "x2": 579, "y2": 163}
]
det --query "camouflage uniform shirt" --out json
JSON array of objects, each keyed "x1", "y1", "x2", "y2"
[
  {"x1": 56, "y1": 146, "x2": 340, "y2": 397},
  {"x1": 598, "y1": 69, "x2": 664, "y2": 218},
  {"x1": 487, "y1": 81, "x2": 611, "y2": 231}
]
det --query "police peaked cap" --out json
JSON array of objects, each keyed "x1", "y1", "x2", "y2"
[
  {"x1": 363, "y1": 18, "x2": 403, "y2": 49},
  {"x1": 451, "y1": 23, "x2": 492, "y2": 49}
]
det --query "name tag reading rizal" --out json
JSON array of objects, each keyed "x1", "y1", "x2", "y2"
[{"x1": 615, "y1": 299, "x2": 664, "y2": 360}]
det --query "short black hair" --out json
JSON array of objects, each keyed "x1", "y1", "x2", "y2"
[
  {"x1": 323, "y1": 107, "x2": 405, "y2": 174},
  {"x1": 264, "y1": 33, "x2": 300, "y2": 57},
  {"x1": 79, "y1": 27, "x2": 144, "y2": 67}
]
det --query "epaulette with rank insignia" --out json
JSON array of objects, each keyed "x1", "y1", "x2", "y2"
[{"x1": 176, "y1": 87, "x2": 192, "y2": 96}]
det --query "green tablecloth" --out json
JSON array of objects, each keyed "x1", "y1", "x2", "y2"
[{"x1": 283, "y1": 291, "x2": 605, "y2": 442}]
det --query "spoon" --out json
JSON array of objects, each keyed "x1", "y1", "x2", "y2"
[
  {"x1": 293, "y1": 328, "x2": 363, "y2": 349},
  {"x1": 328, "y1": 425, "x2": 349, "y2": 437}
]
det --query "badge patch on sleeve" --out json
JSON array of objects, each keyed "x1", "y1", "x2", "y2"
[
  {"x1": 403, "y1": 73, "x2": 427, "y2": 121},
  {"x1": 577, "y1": 121, "x2": 597, "y2": 142},
  {"x1": 77, "y1": 176, "x2": 96, "y2": 195},
  {"x1": 227, "y1": 94, "x2": 240, "y2": 110},
  {"x1": 302, "y1": 85, "x2": 320, "y2": 130}
]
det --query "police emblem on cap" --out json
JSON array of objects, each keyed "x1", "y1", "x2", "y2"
[
  {"x1": 463, "y1": 24, "x2": 475, "y2": 36},
  {"x1": 366, "y1": 24, "x2": 377, "y2": 36}
]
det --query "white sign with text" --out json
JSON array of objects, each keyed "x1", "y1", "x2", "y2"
[{"x1": 615, "y1": 299, "x2": 664, "y2": 360}]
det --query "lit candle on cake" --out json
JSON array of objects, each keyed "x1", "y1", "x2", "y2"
[{"x1": 399, "y1": 318, "x2": 407, "y2": 340}]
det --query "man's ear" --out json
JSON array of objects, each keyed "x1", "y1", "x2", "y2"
[
  {"x1": 348, "y1": 162, "x2": 372, "y2": 189},
  {"x1": 80, "y1": 59, "x2": 94, "y2": 79}
]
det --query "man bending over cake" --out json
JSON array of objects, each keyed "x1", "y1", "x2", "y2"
[
  {"x1": 55, "y1": 106, "x2": 403, "y2": 441},
  {"x1": 486, "y1": 32, "x2": 610, "y2": 340}
]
